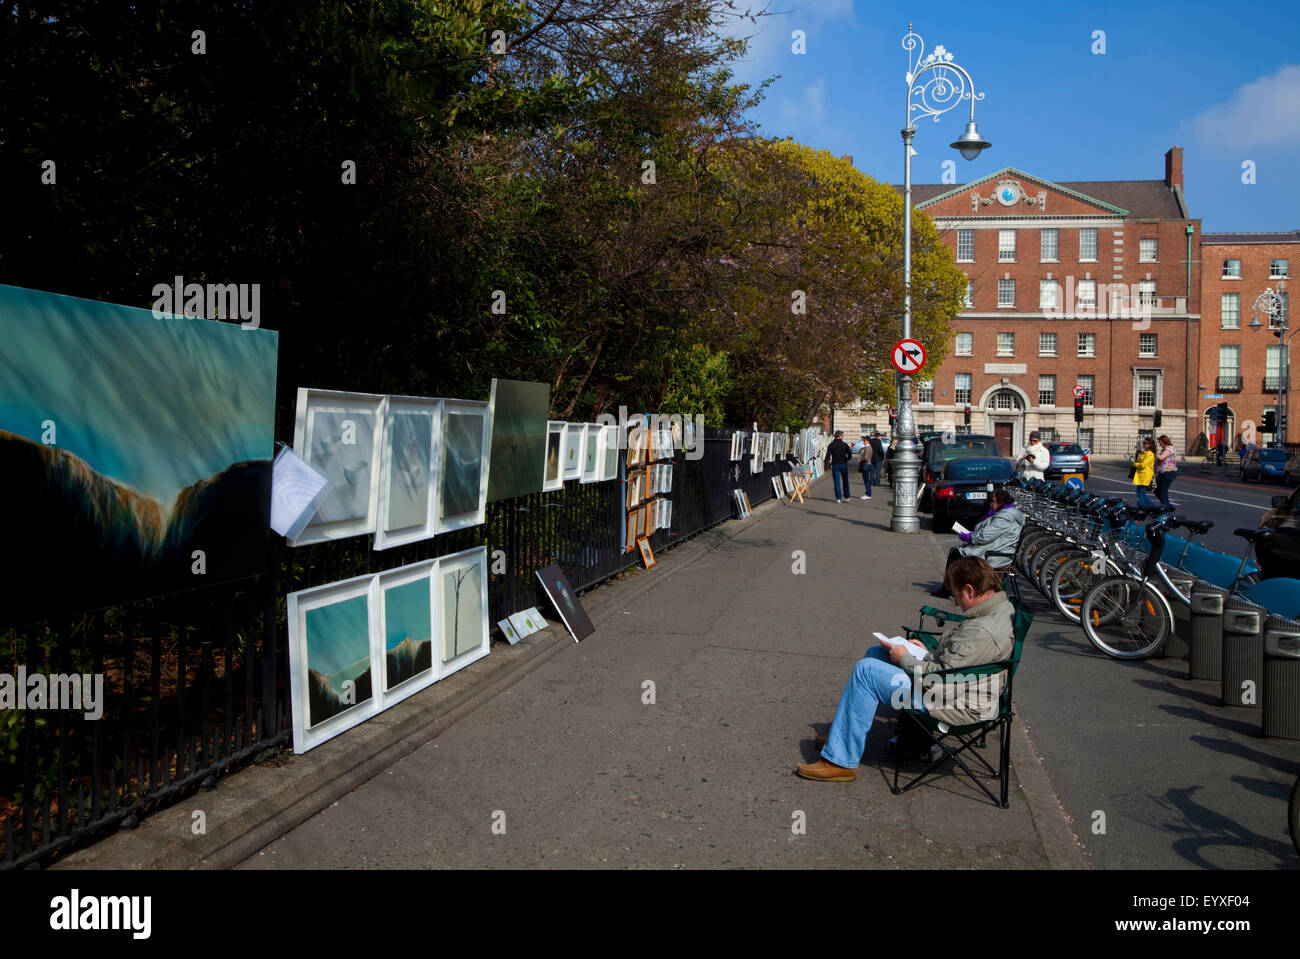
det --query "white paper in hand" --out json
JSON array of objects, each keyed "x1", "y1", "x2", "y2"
[
  {"x1": 950, "y1": 521, "x2": 970, "y2": 536},
  {"x1": 874, "y1": 632, "x2": 930, "y2": 661}
]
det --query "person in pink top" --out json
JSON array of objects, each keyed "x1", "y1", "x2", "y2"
[{"x1": 1154, "y1": 434, "x2": 1178, "y2": 509}]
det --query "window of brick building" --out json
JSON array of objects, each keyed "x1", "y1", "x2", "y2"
[
  {"x1": 954, "y1": 373, "x2": 972, "y2": 405},
  {"x1": 963, "y1": 279, "x2": 973, "y2": 308},
  {"x1": 998, "y1": 230, "x2": 1016, "y2": 262},
  {"x1": 1136, "y1": 373, "x2": 1157, "y2": 408},
  {"x1": 1077, "y1": 279, "x2": 1097, "y2": 309},
  {"x1": 1222, "y1": 259, "x2": 1241, "y2": 278},
  {"x1": 1078, "y1": 374, "x2": 1095, "y2": 405},
  {"x1": 1039, "y1": 332, "x2": 1057, "y2": 356},
  {"x1": 1079, "y1": 228, "x2": 1097, "y2": 262},
  {"x1": 1266, "y1": 346, "x2": 1289, "y2": 390},
  {"x1": 1139, "y1": 279, "x2": 1156, "y2": 304},
  {"x1": 1139, "y1": 238, "x2": 1158, "y2": 262},
  {"x1": 1041, "y1": 229, "x2": 1058, "y2": 262},
  {"x1": 957, "y1": 229, "x2": 974, "y2": 262},
  {"x1": 1038, "y1": 427, "x2": 1058, "y2": 443},
  {"x1": 1077, "y1": 427, "x2": 1094, "y2": 450},
  {"x1": 997, "y1": 332, "x2": 1015, "y2": 356},
  {"x1": 998, "y1": 279, "x2": 1015, "y2": 307},
  {"x1": 1078, "y1": 332, "x2": 1096, "y2": 357},
  {"x1": 1271, "y1": 258, "x2": 1290, "y2": 278},
  {"x1": 1039, "y1": 280, "x2": 1058, "y2": 311},
  {"x1": 1139, "y1": 333, "x2": 1157, "y2": 357},
  {"x1": 917, "y1": 380, "x2": 934, "y2": 404},
  {"x1": 1218, "y1": 345, "x2": 1240, "y2": 391},
  {"x1": 1221, "y1": 292, "x2": 1240, "y2": 329},
  {"x1": 1038, "y1": 375, "x2": 1056, "y2": 406},
  {"x1": 955, "y1": 332, "x2": 973, "y2": 355}
]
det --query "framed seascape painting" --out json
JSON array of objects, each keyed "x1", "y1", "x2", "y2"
[
  {"x1": 440, "y1": 400, "x2": 491, "y2": 532},
  {"x1": 374, "y1": 395, "x2": 441, "y2": 550},
  {"x1": 293, "y1": 388, "x2": 386, "y2": 547},
  {"x1": 0, "y1": 284, "x2": 279, "y2": 627},
  {"x1": 375, "y1": 560, "x2": 438, "y2": 707},
  {"x1": 287, "y1": 573, "x2": 380, "y2": 753},
  {"x1": 440, "y1": 546, "x2": 490, "y2": 676},
  {"x1": 543, "y1": 420, "x2": 565, "y2": 492},
  {"x1": 562, "y1": 422, "x2": 584, "y2": 481},
  {"x1": 598, "y1": 423, "x2": 620, "y2": 482},
  {"x1": 580, "y1": 423, "x2": 600, "y2": 484}
]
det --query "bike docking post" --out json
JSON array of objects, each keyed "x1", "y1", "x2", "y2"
[
  {"x1": 1158, "y1": 569, "x2": 1195, "y2": 661},
  {"x1": 1263, "y1": 615, "x2": 1300, "y2": 740},
  {"x1": 1188, "y1": 580, "x2": 1228, "y2": 681},
  {"x1": 1220, "y1": 597, "x2": 1266, "y2": 709}
]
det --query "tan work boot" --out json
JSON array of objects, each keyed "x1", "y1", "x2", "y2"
[{"x1": 795, "y1": 759, "x2": 856, "y2": 782}]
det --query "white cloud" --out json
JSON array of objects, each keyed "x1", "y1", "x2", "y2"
[
  {"x1": 1193, "y1": 64, "x2": 1300, "y2": 150},
  {"x1": 727, "y1": 0, "x2": 855, "y2": 87},
  {"x1": 781, "y1": 76, "x2": 827, "y2": 122}
]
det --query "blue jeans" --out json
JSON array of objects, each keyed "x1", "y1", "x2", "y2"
[
  {"x1": 1155, "y1": 471, "x2": 1176, "y2": 508},
  {"x1": 832, "y1": 463, "x2": 850, "y2": 499},
  {"x1": 821, "y1": 647, "x2": 927, "y2": 768},
  {"x1": 1134, "y1": 483, "x2": 1155, "y2": 507},
  {"x1": 870, "y1": 461, "x2": 883, "y2": 485},
  {"x1": 859, "y1": 467, "x2": 873, "y2": 494}
]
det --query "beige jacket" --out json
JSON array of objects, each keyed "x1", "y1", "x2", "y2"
[{"x1": 897, "y1": 591, "x2": 1016, "y2": 726}]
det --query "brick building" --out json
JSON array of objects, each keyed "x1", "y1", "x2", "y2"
[
  {"x1": 1198, "y1": 231, "x2": 1297, "y2": 448},
  {"x1": 836, "y1": 147, "x2": 1203, "y2": 456}
]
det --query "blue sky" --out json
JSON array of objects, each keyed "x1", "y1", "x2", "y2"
[{"x1": 727, "y1": 0, "x2": 1300, "y2": 232}]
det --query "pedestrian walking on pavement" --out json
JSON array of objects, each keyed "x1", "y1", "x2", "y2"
[
  {"x1": 825, "y1": 430, "x2": 854, "y2": 502},
  {"x1": 1131, "y1": 437, "x2": 1157, "y2": 508},
  {"x1": 1154, "y1": 434, "x2": 1178, "y2": 509},
  {"x1": 857, "y1": 443, "x2": 873, "y2": 499},
  {"x1": 797, "y1": 557, "x2": 1015, "y2": 782},
  {"x1": 869, "y1": 432, "x2": 886, "y2": 486},
  {"x1": 1016, "y1": 431, "x2": 1050, "y2": 480}
]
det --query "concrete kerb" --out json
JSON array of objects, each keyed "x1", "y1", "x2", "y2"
[
  {"x1": 56, "y1": 496, "x2": 784, "y2": 871},
  {"x1": 920, "y1": 531, "x2": 1088, "y2": 870}
]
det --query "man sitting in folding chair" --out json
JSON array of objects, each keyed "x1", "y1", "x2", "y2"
[{"x1": 797, "y1": 557, "x2": 1014, "y2": 783}]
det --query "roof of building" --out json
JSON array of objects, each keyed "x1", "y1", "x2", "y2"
[
  {"x1": 895, "y1": 169, "x2": 1186, "y2": 219},
  {"x1": 1200, "y1": 231, "x2": 1300, "y2": 245}
]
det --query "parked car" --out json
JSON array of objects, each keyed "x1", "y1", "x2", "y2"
[
  {"x1": 1261, "y1": 488, "x2": 1300, "y2": 530},
  {"x1": 920, "y1": 434, "x2": 1000, "y2": 509},
  {"x1": 1043, "y1": 442, "x2": 1089, "y2": 479},
  {"x1": 932, "y1": 457, "x2": 1014, "y2": 533},
  {"x1": 1286, "y1": 455, "x2": 1300, "y2": 486},
  {"x1": 1240, "y1": 446, "x2": 1291, "y2": 483}
]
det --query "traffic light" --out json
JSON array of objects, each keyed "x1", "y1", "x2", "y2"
[
  {"x1": 1153, "y1": 409, "x2": 1162, "y2": 428},
  {"x1": 1073, "y1": 397, "x2": 1084, "y2": 423},
  {"x1": 963, "y1": 405, "x2": 971, "y2": 425},
  {"x1": 1263, "y1": 410, "x2": 1277, "y2": 433}
]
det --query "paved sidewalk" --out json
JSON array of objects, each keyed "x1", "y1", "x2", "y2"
[{"x1": 63, "y1": 475, "x2": 1084, "y2": 870}]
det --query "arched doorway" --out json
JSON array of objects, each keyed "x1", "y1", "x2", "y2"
[
  {"x1": 1203, "y1": 405, "x2": 1235, "y2": 452},
  {"x1": 982, "y1": 387, "x2": 1027, "y2": 457}
]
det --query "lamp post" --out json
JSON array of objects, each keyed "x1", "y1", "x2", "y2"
[
  {"x1": 891, "y1": 25, "x2": 990, "y2": 532},
  {"x1": 1248, "y1": 279, "x2": 1288, "y2": 445}
]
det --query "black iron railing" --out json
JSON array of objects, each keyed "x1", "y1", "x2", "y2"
[{"x1": 1, "y1": 426, "x2": 794, "y2": 868}]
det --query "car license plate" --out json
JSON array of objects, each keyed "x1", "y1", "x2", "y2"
[{"x1": 966, "y1": 491, "x2": 986, "y2": 500}]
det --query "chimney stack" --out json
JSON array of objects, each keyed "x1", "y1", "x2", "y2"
[
  {"x1": 841, "y1": 154, "x2": 854, "y2": 167},
  {"x1": 1164, "y1": 146, "x2": 1183, "y2": 191}
]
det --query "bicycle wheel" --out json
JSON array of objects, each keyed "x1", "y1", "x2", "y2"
[
  {"x1": 1030, "y1": 541, "x2": 1074, "y2": 595},
  {"x1": 1051, "y1": 553, "x2": 1121, "y2": 624},
  {"x1": 1080, "y1": 576, "x2": 1172, "y2": 659},
  {"x1": 1037, "y1": 544, "x2": 1081, "y2": 597},
  {"x1": 1018, "y1": 531, "x2": 1059, "y2": 578}
]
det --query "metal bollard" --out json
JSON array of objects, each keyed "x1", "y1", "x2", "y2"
[
  {"x1": 1187, "y1": 580, "x2": 1227, "y2": 681},
  {"x1": 1219, "y1": 597, "x2": 1265, "y2": 709},
  {"x1": 1262, "y1": 615, "x2": 1300, "y2": 740},
  {"x1": 1159, "y1": 569, "x2": 1195, "y2": 661}
]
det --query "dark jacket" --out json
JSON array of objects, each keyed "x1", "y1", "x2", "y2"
[
  {"x1": 869, "y1": 437, "x2": 885, "y2": 463},
  {"x1": 825, "y1": 438, "x2": 853, "y2": 466}
]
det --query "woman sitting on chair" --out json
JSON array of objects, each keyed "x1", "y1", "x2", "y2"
[
  {"x1": 931, "y1": 490, "x2": 1025, "y2": 598},
  {"x1": 797, "y1": 557, "x2": 1015, "y2": 782}
]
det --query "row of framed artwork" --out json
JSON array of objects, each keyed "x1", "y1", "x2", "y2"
[
  {"x1": 625, "y1": 497, "x2": 673, "y2": 550},
  {"x1": 497, "y1": 606, "x2": 550, "y2": 644},
  {"x1": 287, "y1": 546, "x2": 490, "y2": 753},
  {"x1": 293, "y1": 388, "x2": 491, "y2": 550},
  {"x1": 546, "y1": 420, "x2": 620, "y2": 490},
  {"x1": 627, "y1": 462, "x2": 673, "y2": 510},
  {"x1": 729, "y1": 489, "x2": 753, "y2": 519}
]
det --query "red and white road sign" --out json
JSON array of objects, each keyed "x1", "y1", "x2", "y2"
[
  {"x1": 1072, "y1": 384, "x2": 1086, "y2": 399},
  {"x1": 889, "y1": 407, "x2": 897, "y2": 418},
  {"x1": 891, "y1": 338, "x2": 926, "y2": 374}
]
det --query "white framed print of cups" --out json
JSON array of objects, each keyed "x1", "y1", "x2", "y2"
[
  {"x1": 562, "y1": 422, "x2": 584, "y2": 481},
  {"x1": 439, "y1": 399, "x2": 491, "y2": 532},
  {"x1": 374, "y1": 395, "x2": 442, "y2": 550},
  {"x1": 581, "y1": 423, "x2": 600, "y2": 484},
  {"x1": 543, "y1": 420, "x2": 565, "y2": 492},
  {"x1": 376, "y1": 559, "x2": 439, "y2": 706},
  {"x1": 287, "y1": 572, "x2": 381, "y2": 753},
  {"x1": 498, "y1": 618, "x2": 522, "y2": 645},
  {"x1": 292, "y1": 388, "x2": 386, "y2": 546},
  {"x1": 598, "y1": 423, "x2": 620, "y2": 481},
  {"x1": 440, "y1": 546, "x2": 490, "y2": 676},
  {"x1": 523, "y1": 607, "x2": 549, "y2": 630}
]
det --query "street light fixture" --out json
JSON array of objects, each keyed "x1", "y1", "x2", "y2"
[{"x1": 891, "y1": 25, "x2": 989, "y2": 533}]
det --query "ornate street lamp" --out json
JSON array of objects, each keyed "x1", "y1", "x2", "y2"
[
  {"x1": 1249, "y1": 279, "x2": 1289, "y2": 444},
  {"x1": 891, "y1": 26, "x2": 990, "y2": 532}
]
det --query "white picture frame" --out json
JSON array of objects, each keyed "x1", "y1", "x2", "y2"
[
  {"x1": 375, "y1": 559, "x2": 440, "y2": 708},
  {"x1": 562, "y1": 422, "x2": 584, "y2": 481},
  {"x1": 374, "y1": 395, "x2": 442, "y2": 550},
  {"x1": 580, "y1": 423, "x2": 601, "y2": 484},
  {"x1": 543, "y1": 420, "x2": 565, "y2": 492},
  {"x1": 499, "y1": 618, "x2": 522, "y2": 645},
  {"x1": 439, "y1": 399, "x2": 491, "y2": 532},
  {"x1": 508, "y1": 611, "x2": 540, "y2": 637},
  {"x1": 523, "y1": 607, "x2": 550, "y2": 630},
  {"x1": 598, "y1": 423, "x2": 620, "y2": 482},
  {"x1": 439, "y1": 546, "x2": 491, "y2": 677},
  {"x1": 662, "y1": 500, "x2": 673, "y2": 529},
  {"x1": 662, "y1": 464, "x2": 673, "y2": 493},
  {"x1": 292, "y1": 388, "x2": 386, "y2": 546}
]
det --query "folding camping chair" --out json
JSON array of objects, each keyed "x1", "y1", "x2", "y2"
[{"x1": 889, "y1": 598, "x2": 1034, "y2": 808}]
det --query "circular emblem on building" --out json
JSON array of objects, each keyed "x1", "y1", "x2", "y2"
[{"x1": 996, "y1": 181, "x2": 1020, "y2": 206}]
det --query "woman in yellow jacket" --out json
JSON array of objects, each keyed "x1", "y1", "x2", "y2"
[{"x1": 1131, "y1": 437, "x2": 1157, "y2": 507}]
